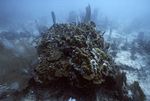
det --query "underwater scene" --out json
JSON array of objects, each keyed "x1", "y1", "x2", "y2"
[{"x1": 0, "y1": 0, "x2": 150, "y2": 101}]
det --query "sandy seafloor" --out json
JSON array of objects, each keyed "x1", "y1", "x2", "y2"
[{"x1": 105, "y1": 29, "x2": 150, "y2": 101}]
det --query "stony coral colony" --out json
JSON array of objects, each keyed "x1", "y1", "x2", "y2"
[{"x1": 34, "y1": 21, "x2": 114, "y2": 87}]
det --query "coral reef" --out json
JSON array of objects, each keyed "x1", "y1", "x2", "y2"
[
  {"x1": 34, "y1": 21, "x2": 115, "y2": 87},
  {"x1": 0, "y1": 21, "x2": 146, "y2": 101},
  {"x1": 33, "y1": 21, "x2": 146, "y2": 100}
]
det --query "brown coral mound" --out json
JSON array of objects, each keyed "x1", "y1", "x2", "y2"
[{"x1": 34, "y1": 21, "x2": 114, "y2": 87}]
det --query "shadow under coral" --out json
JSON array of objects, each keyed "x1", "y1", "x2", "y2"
[
  {"x1": 8, "y1": 71, "x2": 141, "y2": 101},
  {"x1": 11, "y1": 77, "x2": 115, "y2": 101}
]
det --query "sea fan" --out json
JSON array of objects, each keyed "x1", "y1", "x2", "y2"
[{"x1": 0, "y1": 39, "x2": 38, "y2": 92}]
